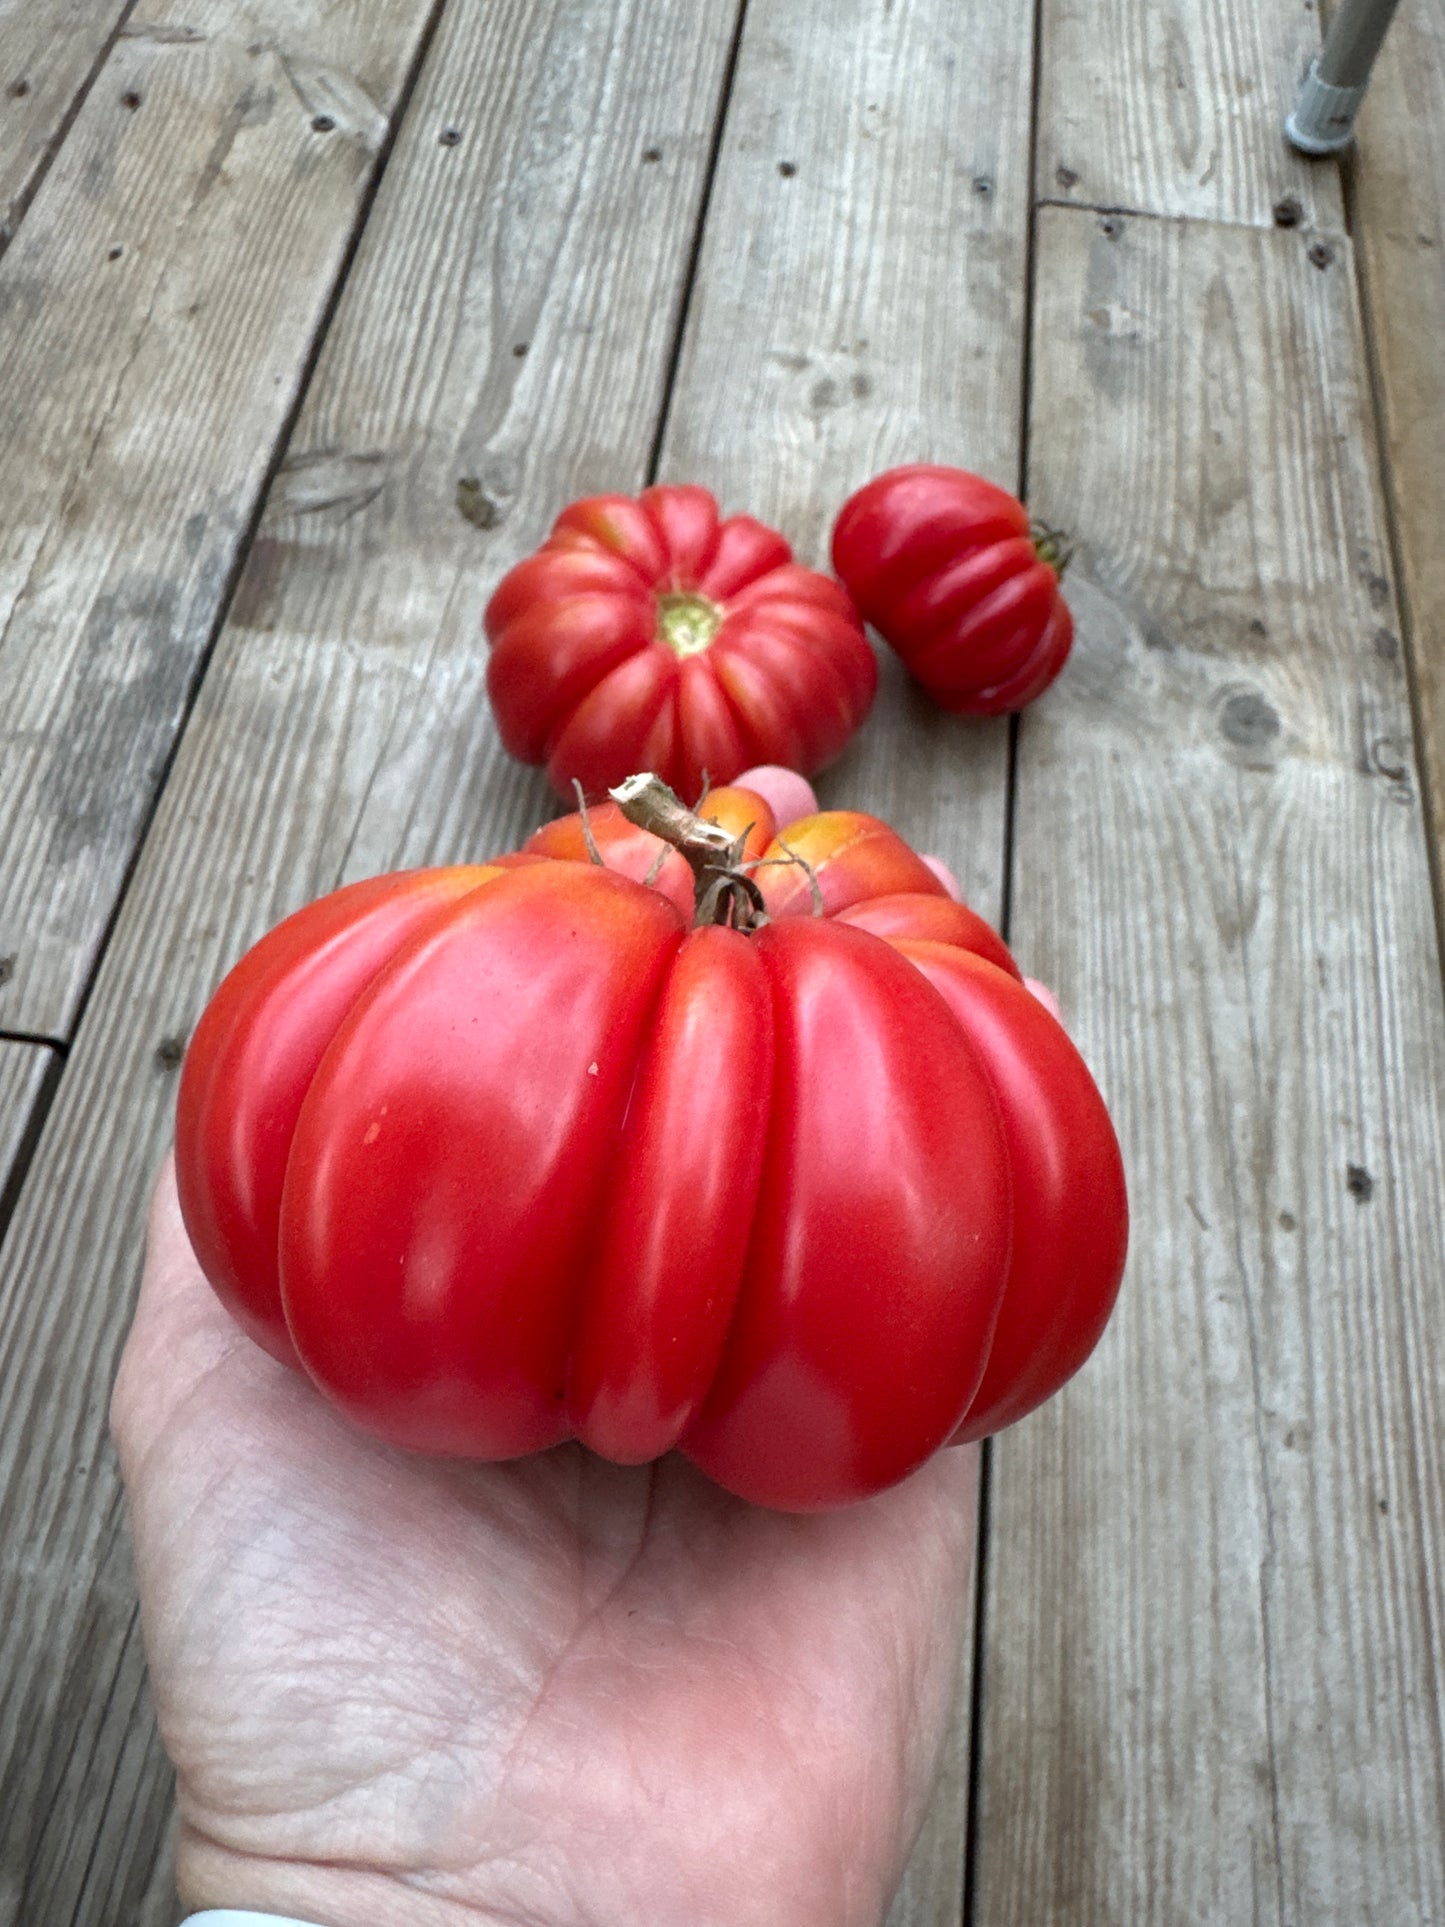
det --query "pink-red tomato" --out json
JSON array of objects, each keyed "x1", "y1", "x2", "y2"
[
  {"x1": 176, "y1": 782, "x2": 1126, "y2": 1510},
  {"x1": 831, "y1": 465, "x2": 1073, "y2": 714},
  {"x1": 484, "y1": 485, "x2": 877, "y2": 799}
]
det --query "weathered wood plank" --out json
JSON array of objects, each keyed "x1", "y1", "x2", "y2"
[
  {"x1": 0, "y1": 0, "x2": 745, "y2": 1915},
  {"x1": 1351, "y1": 0, "x2": 1445, "y2": 950},
  {"x1": 0, "y1": 0, "x2": 449, "y2": 1044},
  {"x1": 1038, "y1": 0, "x2": 1342, "y2": 229},
  {"x1": 662, "y1": 0, "x2": 1028, "y2": 970},
  {"x1": 0, "y1": 1041, "x2": 55, "y2": 1216},
  {"x1": 0, "y1": 0, "x2": 134, "y2": 247},
  {"x1": 657, "y1": 2, "x2": 1035, "y2": 1915},
  {"x1": 974, "y1": 206, "x2": 1445, "y2": 1925}
]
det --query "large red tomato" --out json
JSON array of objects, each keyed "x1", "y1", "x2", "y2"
[
  {"x1": 175, "y1": 775, "x2": 1126, "y2": 1510},
  {"x1": 831, "y1": 465, "x2": 1073, "y2": 714},
  {"x1": 484, "y1": 485, "x2": 877, "y2": 799}
]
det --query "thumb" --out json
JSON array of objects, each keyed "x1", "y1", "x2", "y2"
[{"x1": 110, "y1": 1154, "x2": 260, "y2": 1468}]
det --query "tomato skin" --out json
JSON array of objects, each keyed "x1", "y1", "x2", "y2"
[
  {"x1": 680, "y1": 920, "x2": 1013, "y2": 1510},
  {"x1": 485, "y1": 484, "x2": 877, "y2": 798},
  {"x1": 831, "y1": 465, "x2": 1073, "y2": 716},
  {"x1": 835, "y1": 893, "x2": 1023, "y2": 981},
  {"x1": 279, "y1": 865, "x2": 687, "y2": 1458},
  {"x1": 755, "y1": 810, "x2": 948, "y2": 919},
  {"x1": 176, "y1": 784, "x2": 1126, "y2": 1510},
  {"x1": 566, "y1": 926, "x2": 775, "y2": 1464},
  {"x1": 896, "y1": 944, "x2": 1129, "y2": 1440},
  {"x1": 174, "y1": 866, "x2": 508, "y2": 1366}
]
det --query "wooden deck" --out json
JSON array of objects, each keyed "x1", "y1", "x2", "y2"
[{"x1": 2, "y1": 0, "x2": 1443, "y2": 1918}]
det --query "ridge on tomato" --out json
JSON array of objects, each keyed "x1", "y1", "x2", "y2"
[
  {"x1": 832, "y1": 464, "x2": 1074, "y2": 715},
  {"x1": 484, "y1": 484, "x2": 877, "y2": 800},
  {"x1": 176, "y1": 772, "x2": 1126, "y2": 1511}
]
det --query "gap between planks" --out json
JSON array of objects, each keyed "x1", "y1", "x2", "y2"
[
  {"x1": 1035, "y1": 195, "x2": 1347, "y2": 242},
  {"x1": 0, "y1": 0, "x2": 138, "y2": 251},
  {"x1": 1344, "y1": 0, "x2": 1445, "y2": 972},
  {"x1": 0, "y1": 1041, "x2": 61, "y2": 1245},
  {"x1": 1037, "y1": 0, "x2": 1342, "y2": 230}
]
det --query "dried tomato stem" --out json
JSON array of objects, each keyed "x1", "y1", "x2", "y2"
[
  {"x1": 572, "y1": 779, "x2": 605, "y2": 865},
  {"x1": 609, "y1": 773, "x2": 766, "y2": 931}
]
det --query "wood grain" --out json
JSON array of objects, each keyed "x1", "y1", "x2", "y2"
[
  {"x1": 0, "y1": 0, "x2": 134, "y2": 247},
  {"x1": 662, "y1": 0, "x2": 1031, "y2": 923},
  {"x1": 1038, "y1": 0, "x2": 1342, "y2": 229},
  {"x1": 0, "y1": 1041, "x2": 55, "y2": 1218},
  {"x1": 0, "y1": 0, "x2": 744, "y2": 1916},
  {"x1": 0, "y1": 1039, "x2": 178, "y2": 1925},
  {"x1": 972, "y1": 205, "x2": 1445, "y2": 1925},
  {"x1": 1350, "y1": 0, "x2": 1445, "y2": 952},
  {"x1": 0, "y1": 0, "x2": 447, "y2": 1044},
  {"x1": 657, "y1": 1, "x2": 1036, "y2": 1914}
]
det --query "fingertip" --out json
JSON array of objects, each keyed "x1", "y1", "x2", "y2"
[
  {"x1": 920, "y1": 855, "x2": 963, "y2": 902},
  {"x1": 1023, "y1": 976, "x2": 1063, "y2": 1024},
  {"x1": 735, "y1": 764, "x2": 819, "y2": 828}
]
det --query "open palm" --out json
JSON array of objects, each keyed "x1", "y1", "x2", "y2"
[{"x1": 112, "y1": 1160, "x2": 978, "y2": 1927}]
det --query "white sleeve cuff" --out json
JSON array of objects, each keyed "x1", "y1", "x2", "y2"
[{"x1": 180, "y1": 1913, "x2": 331, "y2": 1926}]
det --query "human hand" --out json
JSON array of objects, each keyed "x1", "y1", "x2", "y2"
[{"x1": 112, "y1": 1161, "x2": 978, "y2": 1927}]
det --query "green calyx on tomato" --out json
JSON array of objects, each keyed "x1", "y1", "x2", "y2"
[
  {"x1": 655, "y1": 590, "x2": 724, "y2": 659},
  {"x1": 1029, "y1": 520, "x2": 1074, "y2": 579}
]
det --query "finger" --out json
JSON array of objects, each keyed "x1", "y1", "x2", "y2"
[
  {"x1": 1023, "y1": 975, "x2": 1063, "y2": 1024},
  {"x1": 734, "y1": 763, "x2": 818, "y2": 827},
  {"x1": 920, "y1": 854, "x2": 962, "y2": 901},
  {"x1": 132, "y1": 1152, "x2": 238, "y2": 1344}
]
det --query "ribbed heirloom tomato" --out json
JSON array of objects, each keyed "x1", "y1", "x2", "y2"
[
  {"x1": 832, "y1": 464, "x2": 1074, "y2": 714},
  {"x1": 175, "y1": 772, "x2": 1127, "y2": 1511},
  {"x1": 484, "y1": 484, "x2": 877, "y2": 799}
]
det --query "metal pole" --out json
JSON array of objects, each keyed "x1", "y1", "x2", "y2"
[{"x1": 1285, "y1": 0, "x2": 1406, "y2": 154}]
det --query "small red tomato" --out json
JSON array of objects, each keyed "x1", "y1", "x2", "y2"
[
  {"x1": 485, "y1": 484, "x2": 877, "y2": 799},
  {"x1": 176, "y1": 776, "x2": 1127, "y2": 1511},
  {"x1": 831, "y1": 464, "x2": 1073, "y2": 715}
]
